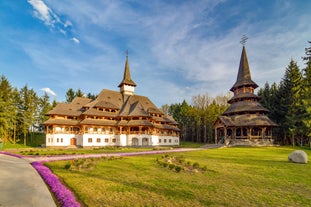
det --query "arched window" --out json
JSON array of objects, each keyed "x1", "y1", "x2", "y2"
[
  {"x1": 242, "y1": 128, "x2": 248, "y2": 136},
  {"x1": 132, "y1": 138, "x2": 139, "y2": 146},
  {"x1": 236, "y1": 128, "x2": 241, "y2": 136}
]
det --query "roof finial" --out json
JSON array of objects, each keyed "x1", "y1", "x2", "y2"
[
  {"x1": 126, "y1": 49, "x2": 128, "y2": 58},
  {"x1": 240, "y1": 34, "x2": 248, "y2": 46}
]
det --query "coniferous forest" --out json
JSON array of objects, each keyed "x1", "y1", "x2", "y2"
[{"x1": 0, "y1": 41, "x2": 310, "y2": 146}]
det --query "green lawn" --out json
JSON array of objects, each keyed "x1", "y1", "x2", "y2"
[{"x1": 46, "y1": 147, "x2": 311, "y2": 207}]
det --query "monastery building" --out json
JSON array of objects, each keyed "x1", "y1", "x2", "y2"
[{"x1": 44, "y1": 55, "x2": 180, "y2": 147}]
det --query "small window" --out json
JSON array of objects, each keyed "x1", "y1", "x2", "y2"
[
  {"x1": 112, "y1": 138, "x2": 116, "y2": 143},
  {"x1": 88, "y1": 138, "x2": 92, "y2": 143},
  {"x1": 164, "y1": 139, "x2": 167, "y2": 143},
  {"x1": 169, "y1": 139, "x2": 171, "y2": 143},
  {"x1": 96, "y1": 138, "x2": 101, "y2": 143},
  {"x1": 61, "y1": 138, "x2": 63, "y2": 143},
  {"x1": 105, "y1": 138, "x2": 109, "y2": 143},
  {"x1": 159, "y1": 139, "x2": 162, "y2": 143}
]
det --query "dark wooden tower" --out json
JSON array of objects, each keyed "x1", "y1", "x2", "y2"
[{"x1": 213, "y1": 46, "x2": 277, "y2": 145}]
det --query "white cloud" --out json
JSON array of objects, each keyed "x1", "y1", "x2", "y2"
[
  {"x1": 28, "y1": 0, "x2": 77, "y2": 43},
  {"x1": 64, "y1": 20, "x2": 72, "y2": 28},
  {"x1": 41, "y1": 87, "x2": 57, "y2": 96},
  {"x1": 71, "y1": 37, "x2": 80, "y2": 44},
  {"x1": 28, "y1": 0, "x2": 54, "y2": 26}
]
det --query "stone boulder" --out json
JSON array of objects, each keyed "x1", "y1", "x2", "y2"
[{"x1": 288, "y1": 150, "x2": 308, "y2": 164}]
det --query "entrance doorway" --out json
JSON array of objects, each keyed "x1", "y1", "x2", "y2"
[
  {"x1": 142, "y1": 138, "x2": 149, "y2": 146},
  {"x1": 70, "y1": 138, "x2": 77, "y2": 145},
  {"x1": 132, "y1": 138, "x2": 139, "y2": 146}
]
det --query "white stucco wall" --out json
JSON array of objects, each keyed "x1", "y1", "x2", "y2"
[
  {"x1": 46, "y1": 133, "x2": 179, "y2": 147},
  {"x1": 81, "y1": 134, "x2": 118, "y2": 147},
  {"x1": 46, "y1": 133, "x2": 76, "y2": 147}
]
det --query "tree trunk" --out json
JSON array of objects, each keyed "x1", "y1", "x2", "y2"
[
  {"x1": 203, "y1": 125, "x2": 207, "y2": 143},
  {"x1": 13, "y1": 123, "x2": 16, "y2": 145},
  {"x1": 23, "y1": 132, "x2": 27, "y2": 146},
  {"x1": 291, "y1": 133, "x2": 295, "y2": 147}
]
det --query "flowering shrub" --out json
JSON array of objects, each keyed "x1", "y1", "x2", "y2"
[
  {"x1": 157, "y1": 154, "x2": 208, "y2": 173},
  {"x1": 32, "y1": 162, "x2": 80, "y2": 207}
]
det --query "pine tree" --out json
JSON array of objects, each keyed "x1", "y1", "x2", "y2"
[
  {"x1": 19, "y1": 85, "x2": 39, "y2": 145},
  {"x1": 302, "y1": 41, "x2": 311, "y2": 147},
  {"x1": 37, "y1": 93, "x2": 52, "y2": 131},
  {"x1": 66, "y1": 88, "x2": 75, "y2": 103},
  {"x1": 279, "y1": 59, "x2": 303, "y2": 146},
  {"x1": 0, "y1": 75, "x2": 12, "y2": 144},
  {"x1": 75, "y1": 88, "x2": 84, "y2": 97}
]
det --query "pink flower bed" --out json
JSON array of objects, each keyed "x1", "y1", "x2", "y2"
[
  {"x1": 32, "y1": 161, "x2": 80, "y2": 207},
  {"x1": 1, "y1": 151, "x2": 81, "y2": 207},
  {"x1": 0, "y1": 151, "x2": 23, "y2": 158}
]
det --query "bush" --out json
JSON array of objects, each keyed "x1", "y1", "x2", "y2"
[
  {"x1": 175, "y1": 165, "x2": 182, "y2": 172},
  {"x1": 192, "y1": 162, "x2": 200, "y2": 169},
  {"x1": 201, "y1": 166, "x2": 208, "y2": 171},
  {"x1": 64, "y1": 163, "x2": 71, "y2": 170},
  {"x1": 169, "y1": 164, "x2": 175, "y2": 170}
]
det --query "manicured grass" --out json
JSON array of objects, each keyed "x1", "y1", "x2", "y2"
[
  {"x1": 0, "y1": 141, "x2": 32, "y2": 149},
  {"x1": 179, "y1": 141, "x2": 206, "y2": 148},
  {"x1": 1, "y1": 132, "x2": 45, "y2": 149},
  {"x1": 45, "y1": 146, "x2": 311, "y2": 207}
]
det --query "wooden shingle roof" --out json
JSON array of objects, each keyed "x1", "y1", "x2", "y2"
[
  {"x1": 118, "y1": 55, "x2": 136, "y2": 87},
  {"x1": 117, "y1": 119, "x2": 153, "y2": 127},
  {"x1": 43, "y1": 119, "x2": 79, "y2": 125},
  {"x1": 46, "y1": 97, "x2": 92, "y2": 116},
  {"x1": 230, "y1": 46, "x2": 258, "y2": 92},
  {"x1": 82, "y1": 108, "x2": 117, "y2": 117},
  {"x1": 217, "y1": 114, "x2": 277, "y2": 127},
  {"x1": 223, "y1": 101, "x2": 269, "y2": 115},
  {"x1": 228, "y1": 93, "x2": 260, "y2": 104},
  {"x1": 80, "y1": 119, "x2": 116, "y2": 126}
]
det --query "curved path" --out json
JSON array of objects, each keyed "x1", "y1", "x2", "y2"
[{"x1": 0, "y1": 154, "x2": 56, "y2": 207}]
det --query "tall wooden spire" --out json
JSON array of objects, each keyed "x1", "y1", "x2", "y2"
[
  {"x1": 230, "y1": 46, "x2": 258, "y2": 92},
  {"x1": 118, "y1": 53, "x2": 136, "y2": 95}
]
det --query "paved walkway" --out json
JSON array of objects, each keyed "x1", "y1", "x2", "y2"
[{"x1": 0, "y1": 154, "x2": 56, "y2": 207}]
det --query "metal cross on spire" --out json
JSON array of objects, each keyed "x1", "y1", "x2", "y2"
[{"x1": 240, "y1": 35, "x2": 248, "y2": 46}]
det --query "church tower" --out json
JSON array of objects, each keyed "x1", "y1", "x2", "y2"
[
  {"x1": 118, "y1": 54, "x2": 136, "y2": 96},
  {"x1": 213, "y1": 43, "x2": 277, "y2": 146}
]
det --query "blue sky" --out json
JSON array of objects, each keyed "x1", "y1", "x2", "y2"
[{"x1": 0, "y1": 0, "x2": 311, "y2": 107}]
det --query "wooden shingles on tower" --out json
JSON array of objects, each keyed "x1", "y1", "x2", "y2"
[{"x1": 213, "y1": 44, "x2": 277, "y2": 146}]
